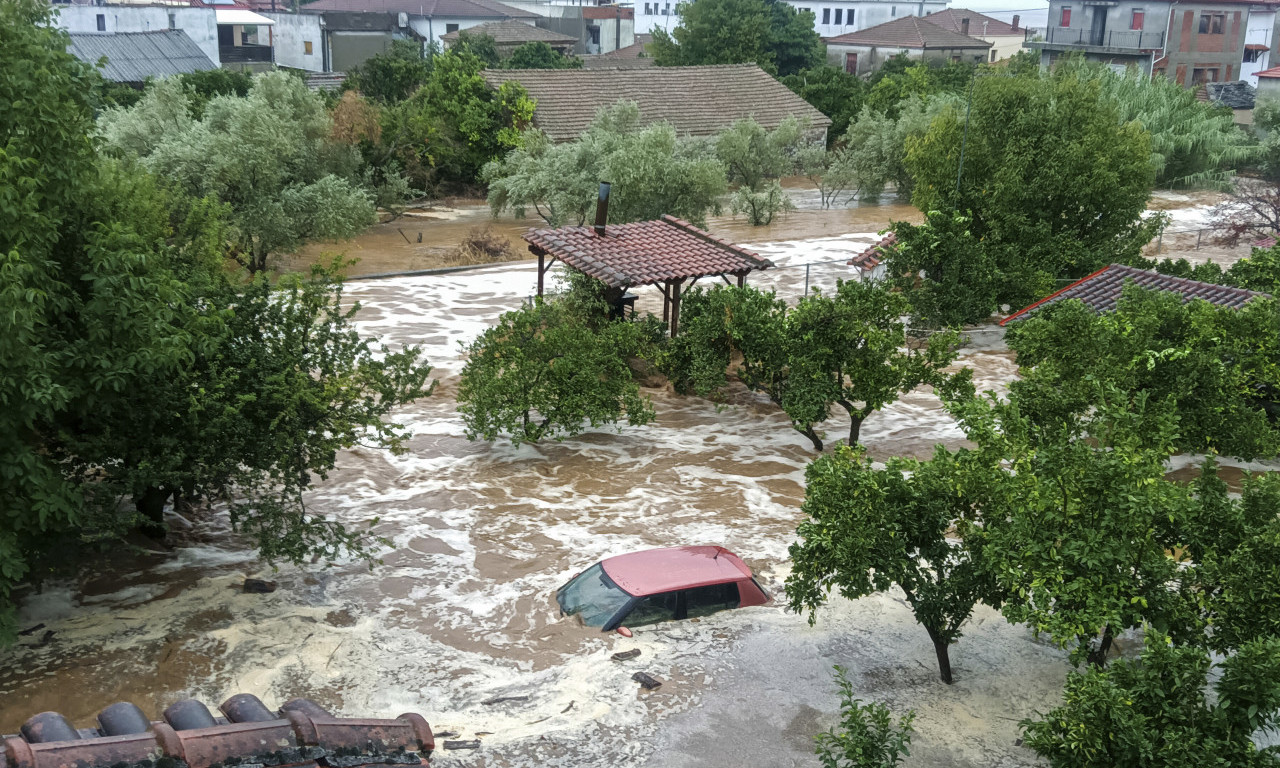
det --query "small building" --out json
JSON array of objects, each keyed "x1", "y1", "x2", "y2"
[
  {"x1": 205, "y1": 4, "x2": 278, "y2": 70},
  {"x1": 67, "y1": 29, "x2": 218, "y2": 84},
  {"x1": 481, "y1": 63, "x2": 832, "y2": 142},
  {"x1": 1204, "y1": 79, "x2": 1257, "y2": 124},
  {"x1": 54, "y1": 4, "x2": 222, "y2": 68},
  {"x1": 440, "y1": 18, "x2": 577, "y2": 54},
  {"x1": 1241, "y1": 2, "x2": 1277, "y2": 85},
  {"x1": 260, "y1": 10, "x2": 326, "y2": 71},
  {"x1": 1001, "y1": 264, "x2": 1265, "y2": 325},
  {"x1": 920, "y1": 8, "x2": 1026, "y2": 62},
  {"x1": 823, "y1": 15, "x2": 992, "y2": 75},
  {"x1": 1256, "y1": 63, "x2": 1280, "y2": 97}
]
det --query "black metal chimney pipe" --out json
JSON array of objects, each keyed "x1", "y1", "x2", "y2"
[{"x1": 594, "y1": 181, "x2": 611, "y2": 236}]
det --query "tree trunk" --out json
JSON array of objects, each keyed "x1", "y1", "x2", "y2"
[
  {"x1": 847, "y1": 414, "x2": 864, "y2": 446},
  {"x1": 926, "y1": 626, "x2": 954, "y2": 684},
  {"x1": 1087, "y1": 625, "x2": 1115, "y2": 667},
  {"x1": 135, "y1": 486, "x2": 170, "y2": 540},
  {"x1": 797, "y1": 425, "x2": 823, "y2": 452}
]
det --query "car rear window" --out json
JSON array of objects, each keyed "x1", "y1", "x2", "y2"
[
  {"x1": 685, "y1": 582, "x2": 740, "y2": 618},
  {"x1": 556, "y1": 563, "x2": 632, "y2": 627}
]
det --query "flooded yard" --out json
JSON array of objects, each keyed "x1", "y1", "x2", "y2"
[{"x1": 0, "y1": 188, "x2": 1263, "y2": 767}]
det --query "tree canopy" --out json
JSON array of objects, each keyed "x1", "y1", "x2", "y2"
[
  {"x1": 342, "y1": 39, "x2": 433, "y2": 104},
  {"x1": 650, "y1": 0, "x2": 822, "y2": 76},
  {"x1": 504, "y1": 41, "x2": 583, "y2": 69}
]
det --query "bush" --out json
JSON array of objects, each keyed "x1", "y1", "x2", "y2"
[{"x1": 815, "y1": 667, "x2": 915, "y2": 768}]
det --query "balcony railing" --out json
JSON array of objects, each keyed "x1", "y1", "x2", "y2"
[
  {"x1": 1035, "y1": 26, "x2": 1166, "y2": 50},
  {"x1": 219, "y1": 44, "x2": 273, "y2": 63}
]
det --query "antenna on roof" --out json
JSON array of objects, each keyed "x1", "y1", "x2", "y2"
[{"x1": 593, "y1": 181, "x2": 612, "y2": 236}]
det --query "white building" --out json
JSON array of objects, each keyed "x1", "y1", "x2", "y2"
[
  {"x1": 1241, "y1": 4, "x2": 1276, "y2": 85},
  {"x1": 636, "y1": 0, "x2": 946, "y2": 41},
  {"x1": 54, "y1": 3, "x2": 222, "y2": 66}
]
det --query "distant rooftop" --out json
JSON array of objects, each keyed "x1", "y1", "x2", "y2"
[
  {"x1": 924, "y1": 7, "x2": 1023, "y2": 36},
  {"x1": 300, "y1": 0, "x2": 537, "y2": 18},
  {"x1": 482, "y1": 64, "x2": 830, "y2": 141},
  {"x1": 824, "y1": 15, "x2": 993, "y2": 48},
  {"x1": 67, "y1": 29, "x2": 217, "y2": 83},
  {"x1": 1001, "y1": 264, "x2": 1266, "y2": 325},
  {"x1": 441, "y1": 19, "x2": 576, "y2": 46}
]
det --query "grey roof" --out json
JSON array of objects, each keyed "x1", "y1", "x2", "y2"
[
  {"x1": 482, "y1": 64, "x2": 831, "y2": 142},
  {"x1": 440, "y1": 20, "x2": 576, "y2": 46},
  {"x1": 1207, "y1": 80, "x2": 1256, "y2": 110},
  {"x1": 1001, "y1": 264, "x2": 1266, "y2": 324},
  {"x1": 302, "y1": 0, "x2": 537, "y2": 19},
  {"x1": 68, "y1": 30, "x2": 217, "y2": 83}
]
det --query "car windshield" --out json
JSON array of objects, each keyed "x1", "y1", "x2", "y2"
[{"x1": 556, "y1": 563, "x2": 632, "y2": 627}]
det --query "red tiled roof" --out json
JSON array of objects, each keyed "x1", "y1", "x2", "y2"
[
  {"x1": 924, "y1": 8, "x2": 1022, "y2": 37},
  {"x1": 848, "y1": 232, "x2": 895, "y2": 271},
  {"x1": 824, "y1": 15, "x2": 992, "y2": 49},
  {"x1": 1000, "y1": 264, "x2": 1266, "y2": 325},
  {"x1": 524, "y1": 215, "x2": 774, "y2": 287},
  {"x1": 301, "y1": 0, "x2": 536, "y2": 19},
  {"x1": 1257, "y1": 64, "x2": 1280, "y2": 78},
  {"x1": 583, "y1": 6, "x2": 632, "y2": 19},
  {"x1": 1246, "y1": 42, "x2": 1270, "y2": 51},
  {"x1": 440, "y1": 20, "x2": 575, "y2": 45}
]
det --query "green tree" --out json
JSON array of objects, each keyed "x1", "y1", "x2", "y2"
[
  {"x1": 663, "y1": 282, "x2": 970, "y2": 450},
  {"x1": 842, "y1": 97, "x2": 943, "y2": 202},
  {"x1": 651, "y1": 0, "x2": 821, "y2": 76},
  {"x1": 342, "y1": 39, "x2": 432, "y2": 104},
  {"x1": 716, "y1": 116, "x2": 807, "y2": 225},
  {"x1": 1005, "y1": 287, "x2": 1280, "y2": 460},
  {"x1": 1022, "y1": 636, "x2": 1280, "y2": 768},
  {"x1": 101, "y1": 71, "x2": 376, "y2": 273},
  {"x1": 1225, "y1": 243, "x2": 1280, "y2": 294},
  {"x1": 796, "y1": 141, "x2": 857, "y2": 209},
  {"x1": 780, "y1": 66, "x2": 867, "y2": 143},
  {"x1": 456, "y1": 295, "x2": 656, "y2": 445},
  {"x1": 504, "y1": 41, "x2": 582, "y2": 69},
  {"x1": 385, "y1": 50, "x2": 534, "y2": 190},
  {"x1": 888, "y1": 209, "x2": 1001, "y2": 327},
  {"x1": 177, "y1": 67, "x2": 252, "y2": 117},
  {"x1": 452, "y1": 31, "x2": 501, "y2": 67},
  {"x1": 788, "y1": 447, "x2": 1003, "y2": 683},
  {"x1": 906, "y1": 70, "x2": 1161, "y2": 310},
  {"x1": 483, "y1": 101, "x2": 727, "y2": 226},
  {"x1": 815, "y1": 667, "x2": 916, "y2": 767}
]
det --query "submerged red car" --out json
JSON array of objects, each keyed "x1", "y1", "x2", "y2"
[{"x1": 556, "y1": 546, "x2": 770, "y2": 631}]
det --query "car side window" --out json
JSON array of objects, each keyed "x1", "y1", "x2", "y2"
[
  {"x1": 625, "y1": 591, "x2": 679, "y2": 626},
  {"x1": 683, "y1": 582, "x2": 740, "y2": 619}
]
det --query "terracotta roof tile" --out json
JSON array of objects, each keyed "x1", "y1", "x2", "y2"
[
  {"x1": 524, "y1": 215, "x2": 774, "y2": 287},
  {"x1": 924, "y1": 8, "x2": 1023, "y2": 36},
  {"x1": 848, "y1": 232, "x2": 895, "y2": 271},
  {"x1": 302, "y1": 0, "x2": 536, "y2": 19},
  {"x1": 440, "y1": 20, "x2": 576, "y2": 45},
  {"x1": 1001, "y1": 264, "x2": 1266, "y2": 325},
  {"x1": 482, "y1": 64, "x2": 830, "y2": 141},
  {"x1": 824, "y1": 15, "x2": 993, "y2": 49}
]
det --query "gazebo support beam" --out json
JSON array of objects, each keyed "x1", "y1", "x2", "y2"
[{"x1": 669, "y1": 278, "x2": 685, "y2": 337}]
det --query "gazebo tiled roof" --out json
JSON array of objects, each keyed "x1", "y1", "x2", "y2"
[
  {"x1": 848, "y1": 232, "x2": 895, "y2": 272},
  {"x1": 1001, "y1": 264, "x2": 1266, "y2": 325},
  {"x1": 525, "y1": 215, "x2": 773, "y2": 288}
]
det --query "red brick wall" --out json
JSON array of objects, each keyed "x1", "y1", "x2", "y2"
[{"x1": 1179, "y1": 9, "x2": 1193, "y2": 52}]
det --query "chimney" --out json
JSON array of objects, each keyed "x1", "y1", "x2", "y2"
[
  {"x1": 1012, "y1": 14, "x2": 1020, "y2": 29},
  {"x1": 594, "y1": 181, "x2": 611, "y2": 236},
  {"x1": 960, "y1": 17, "x2": 970, "y2": 34}
]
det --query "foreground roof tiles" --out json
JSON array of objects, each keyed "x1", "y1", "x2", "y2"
[
  {"x1": 441, "y1": 20, "x2": 576, "y2": 45},
  {"x1": 302, "y1": 0, "x2": 536, "y2": 19},
  {"x1": 1001, "y1": 264, "x2": 1265, "y2": 325},
  {"x1": 848, "y1": 232, "x2": 896, "y2": 271},
  {"x1": 482, "y1": 64, "x2": 831, "y2": 141},
  {"x1": 67, "y1": 30, "x2": 217, "y2": 83},
  {"x1": 824, "y1": 15, "x2": 993, "y2": 49},
  {"x1": 524, "y1": 215, "x2": 774, "y2": 287},
  {"x1": 0, "y1": 694, "x2": 433, "y2": 768}
]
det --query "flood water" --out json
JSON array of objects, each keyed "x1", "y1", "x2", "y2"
[{"x1": 0, "y1": 188, "x2": 1266, "y2": 767}]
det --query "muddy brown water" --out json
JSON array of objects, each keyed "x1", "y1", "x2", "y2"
[{"x1": 0, "y1": 188, "x2": 1269, "y2": 766}]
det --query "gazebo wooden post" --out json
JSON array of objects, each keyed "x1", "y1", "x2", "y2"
[
  {"x1": 669, "y1": 278, "x2": 685, "y2": 337},
  {"x1": 737, "y1": 272, "x2": 746, "y2": 288},
  {"x1": 536, "y1": 251, "x2": 546, "y2": 296},
  {"x1": 661, "y1": 282, "x2": 671, "y2": 325}
]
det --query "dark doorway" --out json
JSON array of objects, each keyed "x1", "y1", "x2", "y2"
[{"x1": 1090, "y1": 6, "x2": 1106, "y2": 46}]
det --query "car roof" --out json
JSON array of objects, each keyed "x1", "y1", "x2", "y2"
[{"x1": 601, "y1": 546, "x2": 754, "y2": 597}]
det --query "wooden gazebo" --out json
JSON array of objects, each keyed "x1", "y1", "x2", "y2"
[{"x1": 524, "y1": 214, "x2": 774, "y2": 336}]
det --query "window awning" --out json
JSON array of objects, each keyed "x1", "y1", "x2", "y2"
[
  {"x1": 1246, "y1": 43, "x2": 1269, "y2": 51},
  {"x1": 215, "y1": 9, "x2": 275, "y2": 25}
]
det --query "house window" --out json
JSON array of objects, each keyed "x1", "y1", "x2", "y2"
[
  {"x1": 168, "y1": 11, "x2": 176, "y2": 28},
  {"x1": 1192, "y1": 66, "x2": 1220, "y2": 83},
  {"x1": 848, "y1": 8, "x2": 854, "y2": 24},
  {"x1": 1059, "y1": 6, "x2": 1071, "y2": 26},
  {"x1": 1130, "y1": 10, "x2": 1143, "y2": 29},
  {"x1": 990, "y1": 49, "x2": 997, "y2": 62},
  {"x1": 1245, "y1": 47, "x2": 1264, "y2": 63},
  {"x1": 445, "y1": 22, "x2": 459, "y2": 32},
  {"x1": 822, "y1": 7, "x2": 830, "y2": 23},
  {"x1": 844, "y1": 51, "x2": 857, "y2": 72},
  {"x1": 834, "y1": 8, "x2": 842, "y2": 24},
  {"x1": 304, "y1": 40, "x2": 313, "y2": 54},
  {"x1": 96, "y1": 12, "x2": 105, "y2": 30},
  {"x1": 1199, "y1": 13, "x2": 1224, "y2": 33},
  {"x1": 663, "y1": 2, "x2": 670, "y2": 14},
  {"x1": 891, "y1": 5, "x2": 896, "y2": 15}
]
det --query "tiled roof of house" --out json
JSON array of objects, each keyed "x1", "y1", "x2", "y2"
[
  {"x1": 301, "y1": 0, "x2": 536, "y2": 19},
  {"x1": 482, "y1": 64, "x2": 830, "y2": 141},
  {"x1": 824, "y1": 15, "x2": 993, "y2": 48},
  {"x1": 1001, "y1": 264, "x2": 1265, "y2": 325},
  {"x1": 848, "y1": 232, "x2": 895, "y2": 271},
  {"x1": 524, "y1": 215, "x2": 774, "y2": 287},
  {"x1": 583, "y1": 6, "x2": 633, "y2": 19},
  {"x1": 923, "y1": 8, "x2": 1022, "y2": 36},
  {"x1": 1256, "y1": 64, "x2": 1280, "y2": 78},
  {"x1": 1207, "y1": 80, "x2": 1257, "y2": 109},
  {"x1": 67, "y1": 30, "x2": 217, "y2": 83},
  {"x1": 441, "y1": 20, "x2": 576, "y2": 45},
  {"x1": 0, "y1": 694, "x2": 433, "y2": 768}
]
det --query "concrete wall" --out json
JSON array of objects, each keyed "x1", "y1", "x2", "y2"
[
  {"x1": 1160, "y1": 2, "x2": 1252, "y2": 84},
  {"x1": 590, "y1": 15, "x2": 634, "y2": 53},
  {"x1": 971, "y1": 31, "x2": 1023, "y2": 61},
  {"x1": 54, "y1": 5, "x2": 220, "y2": 65},
  {"x1": 408, "y1": 16, "x2": 535, "y2": 47},
  {"x1": 329, "y1": 30, "x2": 393, "y2": 72},
  {"x1": 262, "y1": 11, "x2": 324, "y2": 71},
  {"x1": 635, "y1": 0, "x2": 945, "y2": 36},
  {"x1": 825, "y1": 42, "x2": 986, "y2": 75}
]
